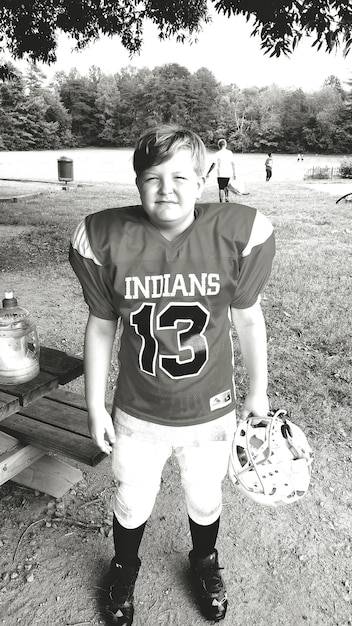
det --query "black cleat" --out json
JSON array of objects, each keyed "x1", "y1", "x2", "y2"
[
  {"x1": 189, "y1": 549, "x2": 228, "y2": 622},
  {"x1": 106, "y1": 557, "x2": 141, "y2": 626}
]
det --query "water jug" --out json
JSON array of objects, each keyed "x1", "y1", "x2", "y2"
[{"x1": 0, "y1": 291, "x2": 40, "y2": 384}]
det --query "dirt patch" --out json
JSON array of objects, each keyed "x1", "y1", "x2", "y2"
[{"x1": 1, "y1": 441, "x2": 351, "y2": 626}]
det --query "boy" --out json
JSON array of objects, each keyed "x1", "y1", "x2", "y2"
[
  {"x1": 69, "y1": 125, "x2": 275, "y2": 625},
  {"x1": 206, "y1": 138, "x2": 236, "y2": 202}
]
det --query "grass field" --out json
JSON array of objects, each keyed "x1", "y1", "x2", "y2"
[
  {"x1": 0, "y1": 147, "x2": 348, "y2": 184},
  {"x1": 1, "y1": 178, "x2": 351, "y2": 447}
]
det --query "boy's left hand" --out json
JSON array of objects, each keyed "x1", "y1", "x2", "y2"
[{"x1": 241, "y1": 391, "x2": 269, "y2": 420}]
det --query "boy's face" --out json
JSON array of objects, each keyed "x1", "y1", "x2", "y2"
[{"x1": 136, "y1": 149, "x2": 205, "y2": 239}]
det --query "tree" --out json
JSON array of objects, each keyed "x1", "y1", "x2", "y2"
[
  {"x1": 0, "y1": 0, "x2": 350, "y2": 71},
  {"x1": 244, "y1": 85, "x2": 285, "y2": 152},
  {"x1": 214, "y1": 84, "x2": 251, "y2": 151},
  {"x1": 58, "y1": 70, "x2": 100, "y2": 145},
  {"x1": 0, "y1": 61, "x2": 72, "y2": 149},
  {"x1": 0, "y1": 0, "x2": 208, "y2": 64},
  {"x1": 304, "y1": 82, "x2": 347, "y2": 151},
  {"x1": 146, "y1": 64, "x2": 192, "y2": 126},
  {"x1": 280, "y1": 89, "x2": 310, "y2": 152},
  {"x1": 335, "y1": 73, "x2": 352, "y2": 152},
  {"x1": 187, "y1": 68, "x2": 219, "y2": 140},
  {"x1": 93, "y1": 73, "x2": 122, "y2": 146},
  {"x1": 112, "y1": 66, "x2": 153, "y2": 144}
]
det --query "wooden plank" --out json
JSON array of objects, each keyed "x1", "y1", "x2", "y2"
[
  {"x1": 45, "y1": 388, "x2": 87, "y2": 410},
  {"x1": 0, "y1": 413, "x2": 105, "y2": 466},
  {"x1": 12, "y1": 455, "x2": 83, "y2": 498},
  {"x1": 0, "y1": 432, "x2": 83, "y2": 497},
  {"x1": 0, "y1": 391, "x2": 20, "y2": 422},
  {"x1": 0, "y1": 441, "x2": 46, "y2": 486},
  {"x1": 46, "y1": 388, "x2": 112, "y2": 413},
  {"x1": 0, "y1": 432, "x2": 18, "y2": 454},
  {"x1": 0, "y1": 371, "x2": 58, "y2": 407},
  {"x1": 40, "y1": 347, "x2": 84, "y2": 384},
  {"x1": 18, "y1": 396, "x2": 91, "y2": 437}
]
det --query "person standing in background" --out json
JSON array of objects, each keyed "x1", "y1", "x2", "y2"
[
  {"x1": 265, "y1": 153, "x2": 273, "y2": 181},
  {"x1": 206, "y1": 139, "x2": 236, "y2": 202}
]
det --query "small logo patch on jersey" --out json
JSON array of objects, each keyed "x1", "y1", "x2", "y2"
[{"x1": 209, "y1": 390, "x2": 232, "y2": 411}]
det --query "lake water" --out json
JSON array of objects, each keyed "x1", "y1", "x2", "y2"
[{"x1": 0, "y1": 148, "x2": 349, "y2": 185}]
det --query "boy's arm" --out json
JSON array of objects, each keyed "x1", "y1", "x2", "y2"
[
  {"x1": 231, "y1": 299, "x2": 269, "y2": 419},
  {"x1": 84, "y1": 313, "x2": 118, "y2": 454}
]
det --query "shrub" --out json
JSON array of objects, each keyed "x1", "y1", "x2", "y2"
[
  {"x1": 339, "y1": 159, "x2": 352, "y2": 179},
  {"x1": 304, "y1": 166, "x2": 332, "y2": 180}
]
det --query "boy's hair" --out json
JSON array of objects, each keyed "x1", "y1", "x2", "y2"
[
  {"x1": 133, "y1": 125, "x2": 206, "y2": 177},
  {"x1": 218, "y1": 139, "x2": 227, "y2": 149}
]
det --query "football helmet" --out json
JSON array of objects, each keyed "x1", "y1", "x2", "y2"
[{"x1": 228, "y1": 409, "x2": 313, "y2": 506}]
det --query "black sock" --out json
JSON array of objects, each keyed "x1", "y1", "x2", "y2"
[
  {"x1": 113, "y1": 515, "x2": 147, "y2": 566},
  {"x1": 189, "y1": 516, "x2": 220, "y2": 558}
]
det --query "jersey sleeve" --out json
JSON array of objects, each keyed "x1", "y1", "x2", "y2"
[
  {"x1": 231, "y1": 210, "x2": 275, "y2": 309},
  {"x1": 69, "y1": 218, "x2": 118, "y2": 320}
]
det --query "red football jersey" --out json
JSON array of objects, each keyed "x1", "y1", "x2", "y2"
[{"x1": 69, "y1": 203, "x2": 275, "y2": 426}]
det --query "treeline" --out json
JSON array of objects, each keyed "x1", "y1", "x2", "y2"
[{"x1": 0, "y1": 61, "x2": 351, "y2": 153}]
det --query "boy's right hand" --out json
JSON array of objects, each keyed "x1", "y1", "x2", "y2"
[{"x1": 88, "y1": 408, "x2": 116, "y2": 455}]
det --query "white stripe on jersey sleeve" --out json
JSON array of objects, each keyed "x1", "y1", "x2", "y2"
[
  {"x1": 241, "y1": 210, "x2": 274, "y2": 257},
  {"x1": 70, "y1": 219, "x2": 102, "y2": 266}
]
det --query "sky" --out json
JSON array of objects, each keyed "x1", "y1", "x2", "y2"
[{"x1": 15, "y1": 12, "x2": 352, "y2": 91}]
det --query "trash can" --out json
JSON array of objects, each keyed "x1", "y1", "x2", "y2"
[{"x1": 57, "y1": 156, "x2": 74, "y2": 182}]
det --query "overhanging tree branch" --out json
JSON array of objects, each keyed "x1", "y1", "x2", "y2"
[
  {"x1": 0, "y1": 0, "x2": 350, "y2": 70},
  {"x1": 213, "y1": 0, "x2": 352, "y2": 57}
]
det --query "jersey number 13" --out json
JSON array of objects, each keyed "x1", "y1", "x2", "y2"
[{"x1": 130, "y1": 302, "x2": 210, "y2": 379}]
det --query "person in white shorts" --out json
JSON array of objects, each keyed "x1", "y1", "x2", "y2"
[{"x1": 206, "y1": 138, "x2": 236, "y2": 202}]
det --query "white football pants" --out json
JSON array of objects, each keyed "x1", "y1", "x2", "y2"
[{"x1": 111, "y1": 433, "x2": 232, "y2": 529}]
